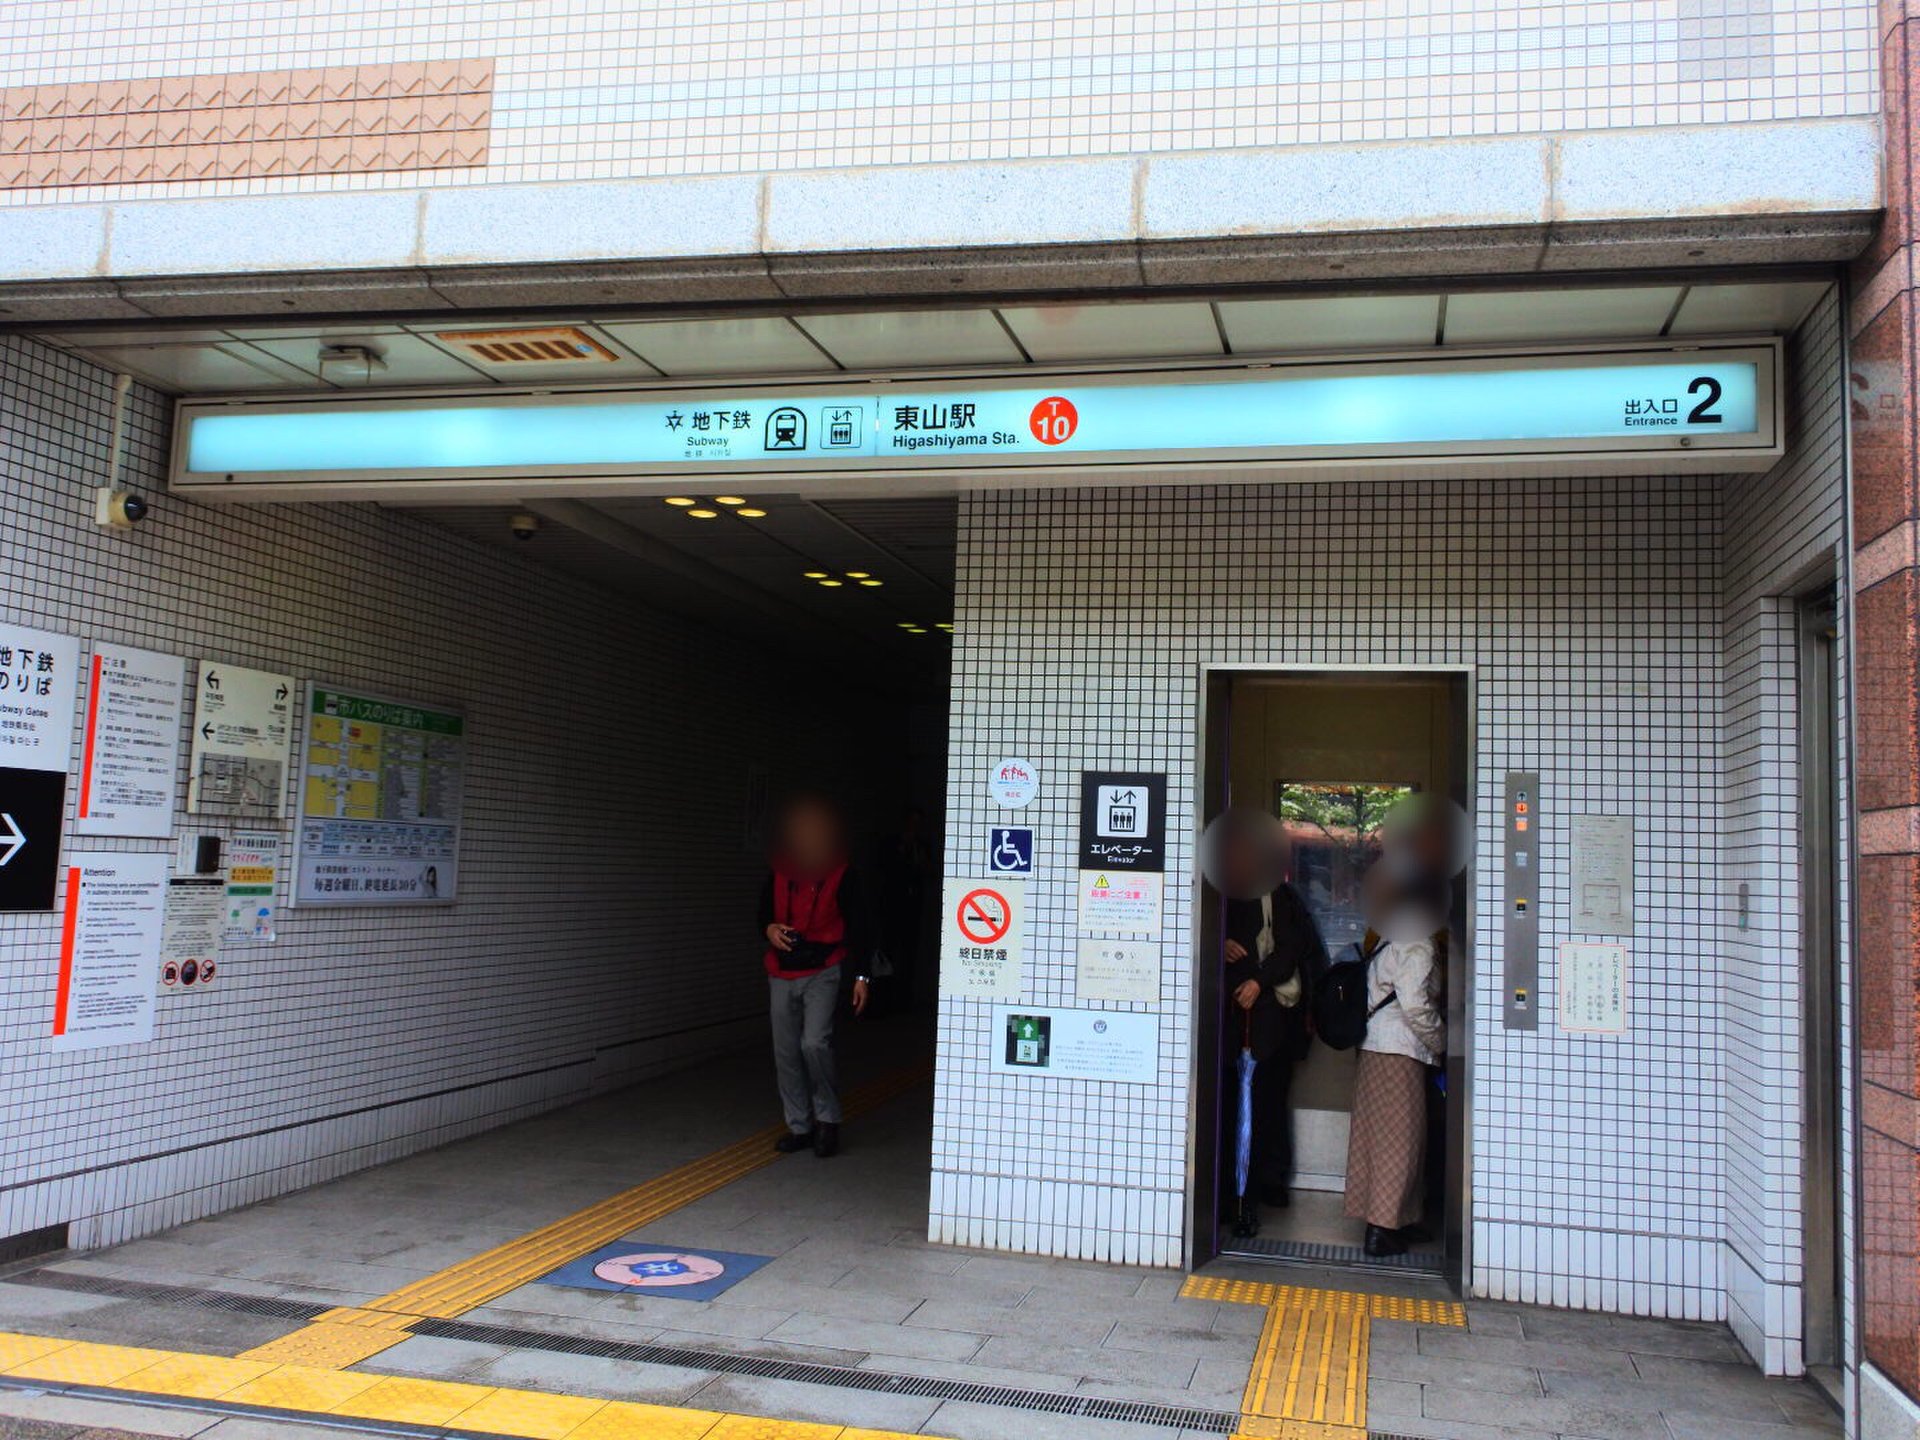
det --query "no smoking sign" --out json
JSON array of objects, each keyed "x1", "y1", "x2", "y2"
[{"x1": 940, "y1": 877, "x2": 1025, "y2": 1000}]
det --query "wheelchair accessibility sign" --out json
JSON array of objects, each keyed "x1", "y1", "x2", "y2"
[{"x1": 988, "y1": 826, "x2": 1034, "y2": 876}]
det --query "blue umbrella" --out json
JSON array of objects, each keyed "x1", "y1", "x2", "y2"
[{"x1": 1233, "y1": 1009, "x2": 1257, "y2": 1233}]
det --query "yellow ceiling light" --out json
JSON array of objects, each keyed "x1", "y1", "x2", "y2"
[
  {"x1": 845, "y1": 571, "x2": 871, "y2": 579},
  {"x1": 859, "y1": 579, "x2": 883, "y2": 588},
  {"x1": 714, "y1": 495, "x2": 747, "y2": 506},
  {"x1": 664, "y1": 497, "x2": 697, "y2": 507},
  {"x1": 936, "y1": 622, "x2": 955, "y2": 630},
  {"x1": 897, "y1": 621, "x2": 917, "y2": 629},
  {"x1": 736, "y1": 507, "x2": 767, "y2": 518},
  {"x1": 804, "y1": 570, "x2": 829, "y2": 579},
  {"x1": 819, "y1": 579, "x2": 845, "y2": 588},
  {"x1": 687, "y1": 508, "x2": 719, "y2": 519}
]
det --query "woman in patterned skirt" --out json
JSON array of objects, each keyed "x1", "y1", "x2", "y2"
[{"x1": 1344, "y1": 928, "x2": 1445, "y2": 1257}]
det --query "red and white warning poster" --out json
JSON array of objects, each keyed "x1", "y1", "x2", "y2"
[
  {"x1": 939, "y1": 878, "x2": 1025, "y2": 1001},
  {"x1": 50, "y1": 852, "x2": 167, "y2": 1051}
]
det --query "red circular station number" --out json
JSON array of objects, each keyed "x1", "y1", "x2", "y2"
[{"x1": 1029, "y1": 396, "x2": 1078, "y2": 446}]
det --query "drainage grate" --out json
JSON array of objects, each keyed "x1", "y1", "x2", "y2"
[
  {"x1": 4, "y1": 1266, "x2": 331, "y2": 1322},
  {"x1": 1218, "y1": 1237, "x2": 1447, "y2": 1274},
  {"x1": 413, "y1": 1317, "x2": 1241, "y2": 1434}
]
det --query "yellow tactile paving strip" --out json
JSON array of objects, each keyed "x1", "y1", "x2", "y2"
[
  {"x1": 0, "y1": 1329, "x2": 934, "y2": 1440},
  {"x1": 1180, "y1": 1274, "x2": 1467, "y2": 1440},
  {"x1": 241, "y1": 1061, "x2": 932, "y2": 1368}
]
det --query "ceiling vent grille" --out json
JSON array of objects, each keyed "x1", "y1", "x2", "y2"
[{"x1": 435, "y1": 326, "x2": 619, "y2": 366}]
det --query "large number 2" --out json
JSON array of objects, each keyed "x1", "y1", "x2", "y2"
[{"x1": 1686, "y1": 376, "x2": 1724, "y2": 424}]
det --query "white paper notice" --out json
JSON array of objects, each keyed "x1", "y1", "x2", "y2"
[
  {"x1": 939, "y1": 877, "x2": 1024, "y2": 999},
  {"x1": 1076, "y1": 936, "x2": 1159, "y2": 1003},
  {"x1": 1076, "y1": 869, "x2": 1163, "y2": 934},
  {"x1": 160, "y1": 875, "x2": 225, "y2": 991},
  {"x1": 992, "y1": 1005, "x2": 1159, "y2": 1084},
  {"x1": 1559, "y1": 941, "x2": 1628, "y2": 1035},
  {"x1": 1571, "y1": 815, "x2": 1635, "y2": 935},
  {"x1": 188, "y1": 661, "x2": 294, "y2": 819},
  {"x1": 77, "y1": 644, "x2": 184, "y2": 838},
  {"x1": 51, "y1": 852, "x2": 167, "y2": 1050},
  {"x1": 0, "y1": 624, "x2": 80, "y2": 772},
  {"x1": 223, "y1": 830, "x2": 280, "y2": 943}
]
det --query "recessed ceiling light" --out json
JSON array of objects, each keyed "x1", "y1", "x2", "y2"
[
  {"x1": 905, "y1": 626, "x2": 928, "y2": 633},
  {"x1": 819, "y1": 579, "x2": 844, "y2": 587},
  {"x1": 936, "y1": 622, "x2": 955, "y2": 630},
  {"x1": 859, "y1": 579, "x2": 883, "y2": 587},
  {"x1": 736, "y1": 507, "x2": 767, "y2": 518},
  {"x1": 845, "y1": 571, "x2": 870, "y2": 579},
  {"x1": 714, "y1": 495, "x2": 747, "y2": 506},
  {"x1": 897, "y1": 622, "x2": 917, "y2": 629},
  {"x1": 664, "y1": 497, "x2": 697, "y2": 507},
  {"x1": 687, "y1": 508, "x2": 719, "y2": 519},
  {"x1": 804, "y1": 571, "x2": 829, "y2": 579}
]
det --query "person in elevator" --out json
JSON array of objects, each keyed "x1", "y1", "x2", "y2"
[
  {"x1": 1220, "y1": 822, "x2": 1326, "y2": 1232},
  {"x1": 760, "y1": 794, "x2": 872, "y2": 1159},
  {"x1": 1344, "y1": 867, "x2": 1446, "y2": 1257}
]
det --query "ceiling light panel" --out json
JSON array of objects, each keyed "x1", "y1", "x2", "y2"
[
  {"x1": 1666, "y1": 281, "x2": 1832, "y2": 337},
  {"x1": 599, "y1": 317, "x2": 836, "y2": 376},
  {"x1": 1217, "y1": 295, "x2": 1440, "y2": 353},
  {"x1": 998, "y1": 302, "x2": 1223, "y2": 361},
  {"x1": 1442, "y1": 287, "x2": 1682, "y2": 344},
  {"x1": 795, "y1": 308, "x2": 1024, "y2": 369}
]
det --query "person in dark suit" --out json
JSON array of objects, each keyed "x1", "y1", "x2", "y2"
[{"x1": 1220, "y1": 860, "x2": 1328, "y2": 1233}]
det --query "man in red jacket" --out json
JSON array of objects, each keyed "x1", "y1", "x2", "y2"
[{"x1": 760, "y1": 794, "x2": 871, "y2": 1158}]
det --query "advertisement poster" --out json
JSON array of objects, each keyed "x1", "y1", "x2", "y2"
[
  {"x1": 991, "y1": 1005, "x2": 1158, "y2": 1084},
  {"x1": 0, "y1": 624, "x2": 80, "y2": 912},
  {"x1": 50, "y1": 851, "x2": 167, "y2": 1051},
  {"x1": 1076, "y1": 870, "x2": 1163, "y2": 934},
  {"x1": 224, "y1": 830, "x2": 280, "y2": 942},
  {"x1": 77, "y1": 643, "x2": 185, "y2": 838},
  {"x1": 293, "y1": 685, "x2": 465, "y2": 906},
  {"x1": 188, "y1": 661, "x2": 294, "y2": 819},
  {"x1": 160, "y1": 874, "x2": 225, "y2": 990},
  {"x1": 938, "y1": 878, "x2": 1024, "y2": 1000},
  {"x1": 1075, "y1": 937, "x2": 1159, "y2": 1004}
]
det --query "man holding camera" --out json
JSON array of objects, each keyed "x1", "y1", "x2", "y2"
[{"x1": 759, "y1": 794, "x2": 872, "y2": 1159}]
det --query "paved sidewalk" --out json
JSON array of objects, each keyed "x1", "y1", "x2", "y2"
[{"x1": 1367, "y1": 1302, "x2": 1840, "y2": 1440}]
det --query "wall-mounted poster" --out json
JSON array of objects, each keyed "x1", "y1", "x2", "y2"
[
  {"x1": 292, "y1": 685, "x2": 465, "y2": 907},
  {"x1": 188, "y1": 661, "x2": 294, "y2": 819}
]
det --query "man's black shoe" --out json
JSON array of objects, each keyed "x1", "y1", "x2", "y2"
[
  {"x1": 813, "y1": 1122, "x2": 840, "y2": 1158},
  {"x1": 1398, "y1": 1222, "x2": 1434, "y2": 1244},
  {"x1": 774, "y1": 1131, "x2": 814, "y2": 1154},
  {"x1": 1364, "y1": 1224, "x2": 1409, "y2": 1257}
]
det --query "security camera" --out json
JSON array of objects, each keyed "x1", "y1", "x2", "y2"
[
  {"x1": 509, "y1": 512, "x2": 540, "y2": 541},
  {"x1": 93, "y1": 488, "x2": 149, "y2": 527}
]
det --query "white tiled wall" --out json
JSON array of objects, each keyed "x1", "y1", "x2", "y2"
[
  {"x1": 1719, "y1": 291, "x2": 1849, "y2": 1374},
  {"x1": 0, "y1": 0, "x2": 1880, "y2": 206},
  {"x1": 934, "y1": 307, "x2": 1843, "y2": 1354},
  {"x1": 0, "y1": 333, "x2": 891, "y2": 1249}
]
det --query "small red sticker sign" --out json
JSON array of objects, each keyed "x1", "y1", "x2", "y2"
[{"x1": 1029, "y1": 395, "x2": 1078, "y2": 446}]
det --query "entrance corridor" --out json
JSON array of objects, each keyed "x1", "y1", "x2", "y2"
[{"x1": 0, "y1": 1021, "x2": 1839, "y2": 1440}]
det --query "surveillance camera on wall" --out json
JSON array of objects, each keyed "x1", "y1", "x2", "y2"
[
  {"x1": 93, "y1": 488, "x2": 149, "y2": 527},
  {"x1": 510, "y1": 512, "x2": 540, "y2": 541}
]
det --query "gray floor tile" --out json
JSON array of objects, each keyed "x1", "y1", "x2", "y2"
[
  {"x1": 475, "y1": 1347, "x2": 715, "y2": 1404},
  {"x1": 923, "y1": 1398, "x2": 1188, "y2": 1440},
  {"x1": 907, "y1": 1298, "x2": 1115, "y2": 1347},
  {"x1": 1540, "y1": 1368, "x2": 1791, "y2": 1422},
  {"x1": 355, "y1": 1333, "x2": 509, "y2": 1381},
  {"x1": 711, "y1": 1275, "x2": 918, "y2": 1324},
  {"x1": 1361, "y1": 1413, "x2": 1558, "y2": 1440},
  {"x1": 971, "y1": 1334, "x2": 1199, "y2": 1389},
  {"x1": 1370, "y1": 1349, "x2": 1545, "y2": 1396},
  {"x1": 1663, "y1": 1404, "x2": 1843, "y2": 1440},
  {"x1": 1420, "y1": 1386, "x2": 1670, "y2": 1440},
  {"x1": 1104, "y1": 1321, "x2": 1252, "y2": 1360},
  {"x1": 0, "y1": 1393, "x2": 213, "y2": 1439},
  {"x1": 765, "y1": 1310, "x2": 986, "y2": 1362},
  {"x1": 1418, "y1": 1329, "x2": 1639, "y2": 1375},
  {"x1": 647, "y1": 1327, "x2": 869, "y2": 1367},
  {"x1": 689, "y1": 1373, "x2": 942, "y2": 1432},
  {"x1": 1369, "y1": 1376, "x2": 1426, "y2": 1417}
]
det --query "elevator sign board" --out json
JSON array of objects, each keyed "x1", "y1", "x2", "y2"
[{"x1": 173, "y1": 342, "x2": 1780, "y2": 497}]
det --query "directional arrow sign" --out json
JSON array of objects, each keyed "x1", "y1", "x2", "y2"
[{"x1": 0, "y1": 766, "x2": 67, "y2": 910}]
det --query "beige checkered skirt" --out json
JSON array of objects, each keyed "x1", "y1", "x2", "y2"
[{"x1": 1343, "y1": 1049, "x2": 1428, "y2": 1229}]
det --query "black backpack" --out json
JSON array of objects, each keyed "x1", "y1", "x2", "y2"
[{"x1": 1313, "y1": 940, "x2": 1393, "y2": 1051}]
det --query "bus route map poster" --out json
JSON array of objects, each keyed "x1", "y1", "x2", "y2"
[{"x1": 292, "y1": 684, "x2": 465, "y2": 907}]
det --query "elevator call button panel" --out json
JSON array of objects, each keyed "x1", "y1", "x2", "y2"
[{"x1": 1503, "y1": 772, "x2": 1540, "y2": 1031}]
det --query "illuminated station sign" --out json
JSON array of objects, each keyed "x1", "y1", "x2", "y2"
[{"x1": 174, "y1": 343, "x2": 1779, "y2": 496}]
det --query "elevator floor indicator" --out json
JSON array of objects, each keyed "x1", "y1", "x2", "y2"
[{"x1": 536, "y1": 1242, "x2": 770, "y2": 1300}]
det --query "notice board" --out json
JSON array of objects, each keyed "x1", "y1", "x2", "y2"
[{"x1": 292, "y1": 684, "x2": 465, "y2": 906}]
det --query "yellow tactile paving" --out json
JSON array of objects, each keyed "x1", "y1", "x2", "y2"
[
  {"x1": 456, "y1": 1385, "x2": 609, "y2": 1439},
  {"x1": 221, "y1": 1361, "x2": 385, "y2": 1411},
  {"x1": 240, "y1": 1061, "x2": 932, "y2": 1369},
  {"x1": 706, "y1": 1414, "x2": 847, "y2": 1440},
  {"x1": 327, "y1": 1372, "x2": 500, "y2": 1426},
  {"x1": 561, "y1": 1399, "x2": 726, "y2": 1440},
  {"x1": 1181, "y1": 1273, "x2": 1466, "y2": 1440},
  {"x1": 0, "y1": 1332, "x2": 73, "y2": 1369},
  {"x1": 5, "y1": 1339, "x2": 174, "y2": 1386},
  {"x1": 117, "y1": 1351, "x2": 275, "y2": 1399}
]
